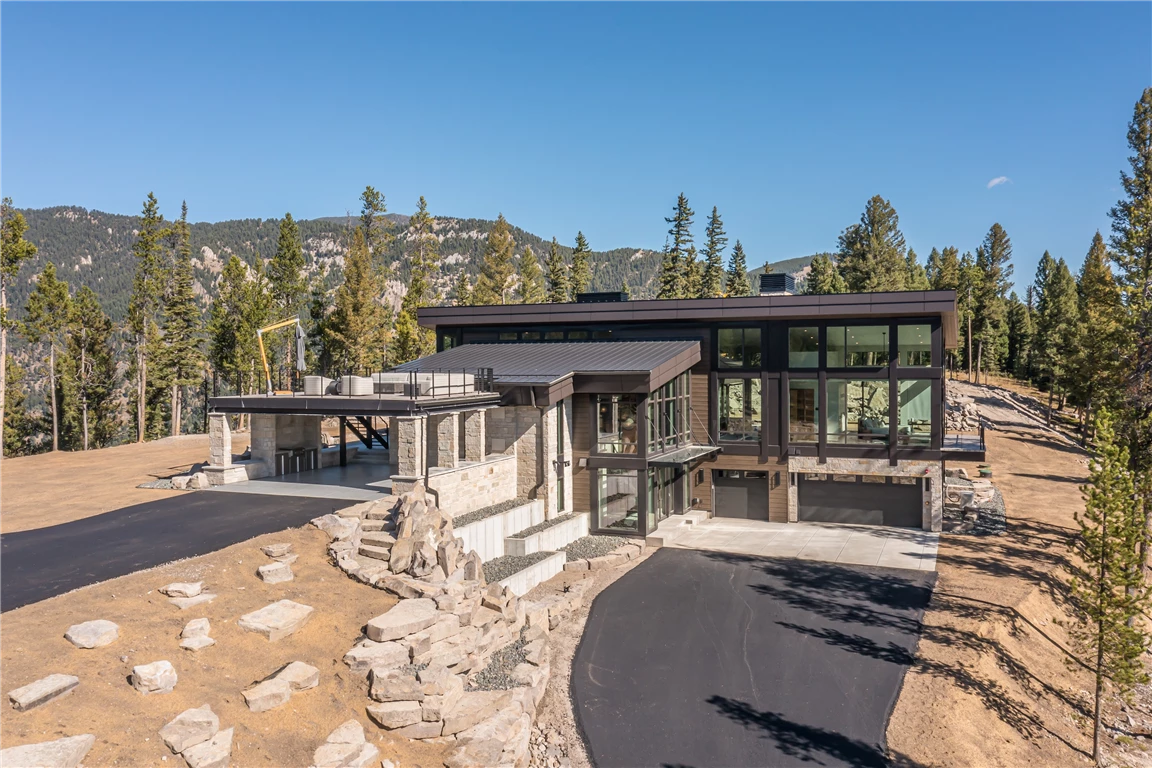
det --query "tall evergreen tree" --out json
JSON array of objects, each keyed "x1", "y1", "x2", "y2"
[
  {"x1": 1108, "y1": 87, "x2": 1152, "y2": 483},
  {"x1": 1074, "y1": 232, "x2": 1127, "y2": 439},
  {"x1": 160, "y1": 202, "x2": 204, "y2": 436},
  {"x1": 570, "y1": 232, "x2": 592, "y2": 297},
  {"x1": 209, "y1": 256, "x2": 272, "y2": 397},
  {"x1": 725, "y1": 240, "x2": 752, "y2": 297},
  {"x1": 957, "y1": 251, "x2": 983, "y2": 376},
  {"x1": 473, "y1": 215, "x2": 517, "y2": 305},
  {"x1": 805, "y1": 253, "x2": 847, "y2": 295},
  {"x1": 972, "y1": 223, "x2": 1015, "y2": 379},
  {"x1": 905, "y1": 248, "x2": 931, "y2": 290},
  {"x1": 3, "y1": 355, "x2": 39, "y2": 456},
  {"x1": 1069, "y1": 408, "x2": 1150, "y2": 765},
  {"x1": 127, "y1": 193, "x2": 165, "y2": 443},
  {"x1": 659, "y1": 194, "x2": 695, "y2": 298},
  {"x1": 23, "y1": 262, "x2": 71, "y2": 451},
  {"x1": 326, "y1": 227, "x2": 387, "y2": 371},
  {"x1": 359, "y1": 185, "x2": 394, "y2": 263},
  {"x1": 305, "y1": 264, "x2": 333, "y2": 374},
  {"x1": 518, "y1": 245, "x2": 546, "y2": 304},
  {"x1": 1005, "y1": 292, "x2": 1034, "y2": 380},
  {"x1": 391, "y1": 197, "x2": 438, "y2": 364},
  {"x1": 453, "y1": 273, "x2": 474, "y2": 307},
  {"x1": 269, "y1": 212, "x2": 307, "y2": 317},
  {"x1": 65, "y1": 286, "x2": 119, "y2": 450},
  {"x1": 1033, "y1": 255, "x2": 1081, "y2": 422},
  {"x1": 683, "y1": 245, "x2": 702, "y2": 299},
  {"x1": 836, "y1": 196, "x2": 908, "y2": 292},
  {"x1": 544, "y1": 237, "x2": 570, "y2": 303},
  {"x1": 700, "y1": 207, "x2": 727, "y2": 298},
  {"x1": 926, "y1": 246, "x2": 961, "y2": 291},
  {"x1": 1, "y1": 198, "x2": 37, "y2": 458}
]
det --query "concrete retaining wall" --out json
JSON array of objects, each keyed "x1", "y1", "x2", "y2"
[
  {"x1": 504, "y1": 513, "x2": 589, "y2": 557},
  {"x1": 455, "y1": 500, "x2": 546, "y2": 562},
  {"x1": 498, "y1": 551, "x2": 567, "y2": 596}
]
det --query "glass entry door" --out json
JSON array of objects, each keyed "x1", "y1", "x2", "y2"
[{"x1": 647, "y1": 466, "x2": 684, "y2": 531}]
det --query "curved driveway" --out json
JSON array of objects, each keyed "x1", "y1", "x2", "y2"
[{"x1": 572, "y1": 547, "x2": 935, "y2": 768}]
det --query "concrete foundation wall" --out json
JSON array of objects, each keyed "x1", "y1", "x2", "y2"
[
  {"x1": 426, "y1": 453, "x2": 518, "y2": 517},
  {"x1": 786, "y1": 456, "x2": 943, "y2": 531}
]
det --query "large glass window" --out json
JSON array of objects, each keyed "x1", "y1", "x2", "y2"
[
  {"x1": 647, "y1": 373, "x2": 691, "y2": 453},
  {"x1": 789, "y1": 379, "x2": 818, "y2": 443},
  {"x1": 598, "y1": 468, "x2": 639, "y2": 531},
  {"x1": 898, "y1": 380, "x2": 932, "y2": 446},
  {"x1": 827, "y1": 379, "x2": 890, "y2": 444},
  {"x1": 827, "y1": 326, "x2": 890, "y2": 367},
  {"x1": 596, "y1": 395, "x2": 638, "y2": 454},
  {"x1": 718, "y1": 327, "x2": 762, "y2": 369},
  {"x1": 898, "y1": 324, "x2": 932, "y2": 366},
  {"x1": 718, "y1": 377, "x2": 761, "y2": 442},
  {"x1": 788, "y1": 326, "x2": 819, "y2": 368}
]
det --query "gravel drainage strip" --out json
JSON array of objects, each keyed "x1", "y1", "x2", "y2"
[
  {"x1": 452, "y1": 498, "x2": 530, "y2": 529},
  {"x1": 561, "y1": 535, "x2": 634, "y2": 562},
  {"x1": 508, "y1": 514, "x2": 575, "y2": 539},
  {"x1": 481, "y1": 552, "x2": 555, "y2": 584},
  {"x1": 468, "y1": 636, "x2": 528, "y2": 691}
]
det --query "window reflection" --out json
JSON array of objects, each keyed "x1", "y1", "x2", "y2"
[
  {"x1": 827, "y1": 379, "x2": 890, "y2": 444},
  {"x1": 597, "y1": 395, "x2": 638, "y2": 454}
]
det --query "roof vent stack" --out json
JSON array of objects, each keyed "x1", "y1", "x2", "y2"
[{"x1": 758, "y1": 273, "x2": 796, "y2": 296}]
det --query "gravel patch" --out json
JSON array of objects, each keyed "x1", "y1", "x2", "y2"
[
  {"x1": 943, "y1": 486, "x2": 1007, "y2": 536},
  {"x1": 481, "y1": 552, "x2": 553, "y2": 583},
  {"x1": 508, "y1": 514, "x2": 575, "y2": 539},
  {"x1": 138, "y1": 479, "x2": 175, "y2": 490},
  {"x1": 561, "y1": 535, "x2": 633, "y2": 562},
  {"x1": 467, "y1": 634, "x2": 528, "y2": 691},
  {"x1": 452, "y1": 497, "x2": 530, "y2": 529}
]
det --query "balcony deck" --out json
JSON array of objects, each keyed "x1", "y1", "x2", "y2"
[{"x1": 941, "y1": 430, "x2": 986, "y2": 460}]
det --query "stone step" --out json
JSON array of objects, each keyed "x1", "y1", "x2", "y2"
[
  {"x1": 361, "y1": 532, "x2": 396, "y2": 549},
  {"x1": 360, "y1": 519, "x2": 386, "y2": 532},
  {"x1": 366, "y1": 509, "x2": 394, "y2": 521},
  {"x1": 644, "y1": 516, "x2": 696, "y2": 548},
  {"x1": 359, "y1": 544, "x2": 392, "y2": 562}
]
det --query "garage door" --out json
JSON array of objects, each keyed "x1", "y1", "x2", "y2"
[
  {"x1": 798, "y1": 474, "x2": 922, "y2": 528},
  {"x1": 713, "y1": 471, "x2": 770, "y2": 520}
]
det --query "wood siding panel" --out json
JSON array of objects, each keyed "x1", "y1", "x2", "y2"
[
  {"x1": 572, "y1": 394, "x2": 592, "y2": 513},
  {"x1": 692, "y1": 454, "x2": 788, "y2": 515}
]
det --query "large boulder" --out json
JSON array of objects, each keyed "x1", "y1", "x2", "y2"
[
  {"x1": 238, "y1": 600, "x2": 314, "y2": 641},
  {"x1": 366, "y1": 598, "x2": 439, "y2": 642},
  {"x1": 131, "y1": 660, "x2": 177, "y2": 694},
  {"x1": 0, "y1": 735, "x2": 95, "y2": 768},
  {"x1": 63, "y1": 620, "x2": 119, "y2": 649}
]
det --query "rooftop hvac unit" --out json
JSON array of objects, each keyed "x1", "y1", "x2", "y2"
[
  {"x1": 759, "y1": 273, "x2": 796, "y2": 296},
  {"x1": 575, "y1": 291, "x2": 629, "y2": 303}
]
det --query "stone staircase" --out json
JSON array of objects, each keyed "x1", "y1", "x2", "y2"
[{"x1": 644, "y1": 509, "x2": 712, "y2": 548}]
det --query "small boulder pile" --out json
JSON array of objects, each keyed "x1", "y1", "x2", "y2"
[
  {"x1": 945, "y1": 391, "x2": 982, "y2": 432},
  {"x1": 242, "y1": 661, "x2": 319, "y2": 713},
  {"x1": 159, "y1": 705, "x2": 233, "y2": 768}
]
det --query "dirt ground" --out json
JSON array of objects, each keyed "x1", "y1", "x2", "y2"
[
  {"x1": 0, "y1": 524, "x2": 452, "y2": 767},
  {"x1": 887, "y1": 380, "x2": 1139, "y2": 767},
  {"x1": 0, "y1": 433, "x2": 250, "y2": 534}
]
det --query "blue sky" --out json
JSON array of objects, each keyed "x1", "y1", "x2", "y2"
[{"x1": 3, "y1": 2, "x2": 1149, "y2": 287}]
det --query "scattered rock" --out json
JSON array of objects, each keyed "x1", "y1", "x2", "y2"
[
  {"x1": 274, "y1": 553, "x2": 299, "y2": 565},
  {"x1": 369, "y1": 668, "x2": 423, "y2": 702},
  {"x1": 182, "y1": 726, "x2": 233, "y2": 768},
  {"x1": 366, "y1": 598, "x2": 439, "y2": 642},
  {"x1": 311, "y1": 514, "x2": 358, "y2": 541},
  {"x1": 243, "y1": 678, "x2": 293, "y2": 712},
  {"x1": 63, "y1": 619, "x2": 119, "y2": 649},
  {"x1": 276, "y1": 661, "x2": 320, "y2": 691},
  {"x1": 181, "y1": 618, "x2": 211, "y2": 638},
  {"x1": 8, "y1": 674, "x2": 80, "y2": 712},
  {"x1": 238, "y1": 600, "x2": 314, "y2": 641},
  {"x1": 343, "y1": 640, "x2": 409, "y2": 675},
  {"x1": 367, "y1": 700, "x2": 423, "y2": 729},
  {"x1": 131, "y1": 660, "x2": 177, "y2": 694},
  {"x1": 159, "y1": 705, "x2": 219, "y2": 754},
  {"x1": 261, "y1": 543, "x2": 293, "y2": 558},
  {"x1": 0, "y1": 734, "x2": 95, "y2": 768},
  {"x1": 180, "y1": 635, "x2": 216, "y2": 652},
  {"x1": 171, "y1": 475, "x2": 192, "y2": 490},
  {"x1": 169, "y1": 593, "x2": 217, "y2": 610},
  {"x1": 188, "y1": 472, "x2": 211, "y2": 490},
  {"x1": 160, "y1": 582, "x2": 203, "y2": 598},
  {"x1": 257, "y1": 561, "x2": 294, "y2": 584}
]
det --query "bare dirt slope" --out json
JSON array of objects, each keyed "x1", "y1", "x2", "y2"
[
  {"x1": 888, "y1": 380, "x2": 1104, "y2": 767},
  {"x1": 1, "y1": 433, "x2": 250, "y2": 534},
  {"x1": 0, "y1": 524, "x2": 450, "y2": 767}
]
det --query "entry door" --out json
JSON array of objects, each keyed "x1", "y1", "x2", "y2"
[{"x1": 713, "y1": 470, "x2": 770, "y2": 520}]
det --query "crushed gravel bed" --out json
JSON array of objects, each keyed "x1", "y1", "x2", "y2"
[
  {"x1": 943, "y1": 487, "x2": 1007, "y2": 536},
  {"x1": 451, "y1": 497, "x2": 530, "y2": 529},
  {"x1": 481, "y1": 552, "x2": 554, "y2": 583},
  {"x1": 561, "y1": 535, "x2": 633, "y2": 562},
  {"x1": 509, "y1": 514, "x2": 575, "y2": 539},
  {"x1": 138, "y1": 479, "x2": 176, "y2": 490},
  {"x1": 468, "y1": 634, "x2": 528, "y2": 691}
]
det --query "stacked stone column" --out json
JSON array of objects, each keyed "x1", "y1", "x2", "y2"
[
  {"x1": 208, "y1": 414, "x2": 232, "y2": 467},
  {"x1": 462, "y1": 410, "x2": 485, "y2": 463},
  {"x1": 430, "y1": 413, "x2": 459, "y2": 469}
]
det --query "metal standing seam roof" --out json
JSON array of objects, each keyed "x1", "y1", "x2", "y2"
[{"x1": 393, "y1": 340, "x2": 701, "y2": 385}]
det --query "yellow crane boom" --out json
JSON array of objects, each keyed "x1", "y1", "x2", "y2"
[{"x1": 257, "y1": 318, "x2": 304, "y2": 395}]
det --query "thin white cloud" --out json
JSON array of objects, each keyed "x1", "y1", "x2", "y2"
[{"x1": 986, "y1": 176, "x2": 1010, "y2": 189}]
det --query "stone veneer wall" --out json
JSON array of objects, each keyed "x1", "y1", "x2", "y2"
[
  {"x1": 208, "y1": 413, "x2": 232, "y2": 467},
  {"x1": 274, "y1": 414, "x2": 323, "y2": 452},
  {"x1": 786, "y1": 456, "x2": 943, "y2": 531},
  {"x1": 536, "y1": 400, "x2": 574, "y2": 520},
  {"x1": 426, "y1": 454, "x2": 519, "y2": 517},
  {"x1": 486, "y1": 406, "x2": 544, "y2": 503},
  {"x1": 250, "y1": 414, "x2": 277, "y2": 476}
]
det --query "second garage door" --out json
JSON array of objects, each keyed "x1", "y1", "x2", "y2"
[
  {"x1": 713, "y1": 470, "x2": 770, "y2": 520},
  {"x1": 798, "y1": 474, "x2": 922, "y2": 528}
]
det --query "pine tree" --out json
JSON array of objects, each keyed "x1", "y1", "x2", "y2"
[
  {"x1": 570, "y1": 232, "x2": 592, "y2": 297},
  {"x1": 725, "y1": 240, "x2": 752, "y2": 297},
  {"x1": 805, "y1": 253, "x2": 847, "y2": 295},
  {"x1": 65, "y1": 286, "x2": 119, "y2": 450},
  {"x1": 1005, "y1": 292, "x2": 1033, "y2": 380},
  {"x1": 1073, "y1": 232, "x2": 1128, "y2": 440},
  {"x1": 972, "y1": 224, "x2": 1015, "y2": 379},
  {"x1": 836, "y1": 195, "x2": 908, "y2": 292},
  {"x1": 957, "y1": 251, "x2": 983, "y2": 376},
  {"x1": 683, "y1": 246, "x2": 702, "y2": 299},
  {"x1": 210, "y1": 255, "x2": 271, "y2": 397},
  {"x1": 306, "y1": 264, "x2": 333, "y2": 373},
  {"x1": 391, "y1": 197, "x2": 438, "y2": 364},
  {"x1": 1, "y1": 198, "x2": 38, "y2": 458},
  {"x1": 1069, "y1": 408, "x2": 1150, "y2": 765},
  {"x1": 1034, "y1": 255, "x2": 1081, "y2": 423},
  {"x1": 700, "y1": 207, "x2": 727, "y2": 298},
  {"x1": 454, "y1": 274, "x2": 473, "y2": 307},
  {"x1": 545, "y1": 237, "x2": 570, "y2": 303},
  {"x1": 905, "y1": 248, "x2": 931, "y2": 290},
  {"x1": 160, "y1": 202, "x2": 204, "y2": 436},
  {"x1": 359, "y1": 185, "x2": 394, "y2": 264},
  {"x1": 926, "y1": 246, "x2": 961, "y2": 291},
  {"x1": 660, "y1": 194, "x2": 695, "y2": 298},
  {"x1": 3, "y1": 355, "x2": 39, "y2": 456},
  {"x1": 326, "y1": 227, "x2": 387, "y2": 372},
  {"x1": 1108, "y1": 87, "x2": 1152, "y2": 482},
  {"x1": 518, "y1": 245, "x2": 546, "y2": 304},
  {"x1": 473, "y1": 215, "x2": 517, "y2": 305},
  {"x1": 23, "y1": 262, "x2": 71, "y2": 451},
  {"x1": 127, "y1": 193, "x2": 165, "y2": 443}
]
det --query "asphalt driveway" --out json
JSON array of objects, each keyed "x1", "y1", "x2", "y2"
[
  {"x1": 572, "y1": 547, "x2": 936, "y2": 768},
  {"x1": 1, "y1": 492, "x2": 355, "y2": 611}
]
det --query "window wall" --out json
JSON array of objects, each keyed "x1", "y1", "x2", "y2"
[
  {"x1": 788, "y1": 379, "x2": 818, "y2": 443},
  {"x1": 826, "y1": 379, "x2": 890, "y2": 444},
  {"x1": 827, "y1": 326, "x2": 890, "y2": 367},
  {"x1": 788, "y1": 326, "x2": 819, "y2": 368},
  {"x1": 897, "y1": 380, "x2": 932, "y2": 445},
  {"x1": 718, "y1": 327, "x2": 762, "y2": 369},
  {"x1": 647, "y1": 373, "x2": 691, "y2": 454},
  {"x1": 597, "y1": 395, "x2": 639, "y2": 454},
  {"x1": 719, "y1": 377, "x2": 761, "y2": 442},
  {"x1": 597, "y1": 468, "x2": 639, "y2": 531},
  {"x1": 898, "y1": 324, "x2": 931, "y2": 366}
]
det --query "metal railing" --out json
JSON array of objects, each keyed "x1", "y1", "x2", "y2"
[{"x1": 212, "y1": 368, "x2": 497, "y2": 400}]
